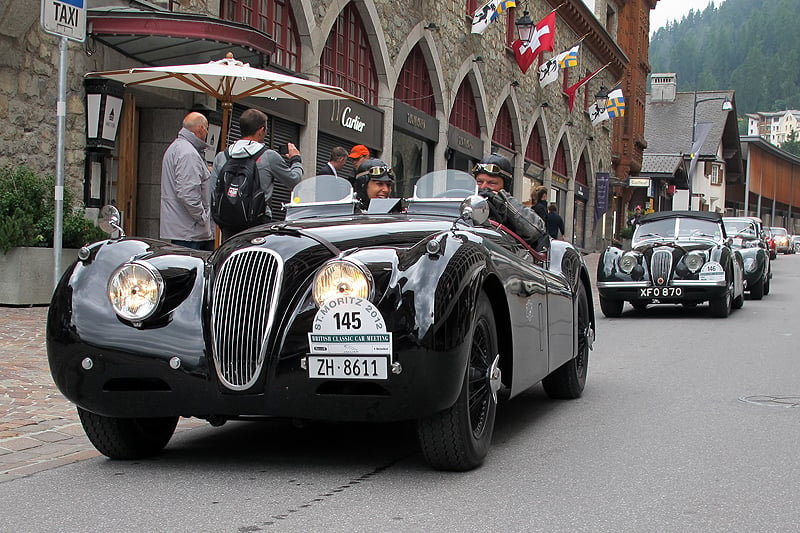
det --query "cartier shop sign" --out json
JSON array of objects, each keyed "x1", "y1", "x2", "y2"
[{"x1": 319, "y1": 100, "x2": 384, "y2": 145}]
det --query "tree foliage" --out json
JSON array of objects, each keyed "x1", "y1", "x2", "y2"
[{"x1": 649, "y1": 0, "x2": 800, "y2": 130}]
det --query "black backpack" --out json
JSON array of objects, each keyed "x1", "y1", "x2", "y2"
[{"x1": 212, "y1": 146, "x2": 268, "y2": 229}]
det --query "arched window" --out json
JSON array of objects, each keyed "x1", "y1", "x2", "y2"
[
  {"x1": 395, "y1": 45, "x2": 434, "y2": 115},
  {"x1": 223, "y1": 0, "x2": 300, "y2": 71},
  {"x1": 492, "y1": 103, "x2": 514, "y2": 151},
  {"x1": 449, "y1": 80, "x2": 479, "y2": 137},
  {"x1": 525, "y1": 124, "x2": 544, "y2": 165},
  {"x1": 321, "y1": 3, "x2": 378, "y2": 105},
  {"x1": 576, "y1": 153, "x2": 588, "y2": 185},
  {"x1": 554, "y1": 142, "x2": 567, "y2": 177}
]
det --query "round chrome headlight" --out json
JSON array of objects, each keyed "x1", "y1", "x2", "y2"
[
  {"x1": 618, "y1": 252, "x2": 640, "y2": 274},
  {"x1": 107, "y1": 262, "x2": 164, "y2": 322},
  {"x1": 684, "y1": 252, "x2": 706, "y2": 273},
  {"x1": 313, "y1": 260, "x2": 373, "y2": 307},
  {"x1": 744, "y1": 257, "x2": 756, "y2": 272}
]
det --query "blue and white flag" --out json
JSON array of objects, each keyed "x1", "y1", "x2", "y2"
[
  {"x1": 606, "y1": 87, "x2": 625, "y2": 118},
  {"x1": 471, "y1": 0, "x2": 516, "y2": 34}
]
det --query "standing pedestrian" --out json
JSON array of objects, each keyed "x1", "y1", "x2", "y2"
[
  {"x1": 546, "y1": 202, "x2": 565, "y2": 240},
  {"x1": 160, "y1": 111, "x2": 215, "y2": 251},
  {"x1": 531, "y1": 185, "x2": 549, "y2": 222},
  {"x1": 347, "y1": 144, "x2": 370, "y2": 181},
  {"x1": 628, "y1": 205, "x2": 642, "y2": 226},
  {"x1": 317, "y1": 146, "x2": 348, "y2": 177},
  {"x1": 211, "y1": 109, "x2": 303, "y2": 241}
]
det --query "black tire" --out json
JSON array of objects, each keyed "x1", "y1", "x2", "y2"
[
  {"x1": 733, "y1": 291, "x2": 744, "y2": 310},
  {"x1": 749, "y1": 278, "x2": 764, "y2": 300},
  {"x1": 417, "y1": 292, "x2": 498, "y2": 471},
  {"x1": 709, "y1": 277, "x2": 732, "y2": 318},
  {"x1": 78, "y1": 407, "x2": 178, "y2": 459},
  {"x1": 631, "y1": 301, "x2": 648, "y2": 312},
  {"x1": 599, "y1": 296, "x2": 623, "y2": 318},
  {"x1": 764, "y1": 273, "x2": 771, "y2": 295},
  {"x1": 542, "y1": 283, "x2": 590, "y2": 399}
]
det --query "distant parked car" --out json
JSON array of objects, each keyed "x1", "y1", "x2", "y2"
[
  {"x1": 764, "y1": 227, "x2": 777, "y2": 259},
  {"x1": 723, "y1": 217, "x2": 771, "y2": 299},
  {"x1": 769, "y1": 227, "x2": 791, "y2": 254},
  {"x1": 791, "y1": 235, "x2": 800, "y2": 254},
  {"x1": 597, "y1": 210, "x2": 745, "y2": 318}
]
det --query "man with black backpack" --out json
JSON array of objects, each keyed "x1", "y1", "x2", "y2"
[{"x1": 210, "y1": 108, "x2": 303, "y2": 241}]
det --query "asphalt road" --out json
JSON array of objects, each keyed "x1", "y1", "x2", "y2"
[{"x1": 1, "y1": 254, "x2": 798, "y2": 532}]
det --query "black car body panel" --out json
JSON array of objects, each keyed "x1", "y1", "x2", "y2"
[{"x1": 48, "y1": 183, "x2": 593, "y2": 425}]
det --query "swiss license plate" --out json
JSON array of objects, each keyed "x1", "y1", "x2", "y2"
[
  {"x1": 308, "y1": 356, "x2": 388, "y2": 380},
  {"x1": 639, "y1": 287, "x2": 683, "y2": 298}
]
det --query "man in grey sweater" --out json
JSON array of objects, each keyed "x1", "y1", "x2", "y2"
[{"x1": 160, "y1": 111, "x2": 214, "y2": 250}]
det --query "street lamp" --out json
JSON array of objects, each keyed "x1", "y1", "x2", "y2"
[
  {"x1": 595, "y1": 85, "x2": 609, "y2": 113},
  {"x1": 688, "y1": 91, "x2": 733, "y2": 210},
  {"x1": 515, "y1": 9, "x2": 534, "y2": 44}
]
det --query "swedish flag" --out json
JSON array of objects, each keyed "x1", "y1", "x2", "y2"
[{"x1": 606, "y1": 88, "x2": 626, "y2": 118}]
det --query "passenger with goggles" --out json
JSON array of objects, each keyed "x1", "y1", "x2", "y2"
[
  {"x1": 354, "y1": 158, "x2": 395, "y2": 209},
  {"x1": 472, "y1": 153, "x2": 548, "y2": 251}
]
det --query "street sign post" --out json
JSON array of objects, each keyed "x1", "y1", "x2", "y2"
[{"x1": 41, "y1": 0, "x2": 86, "y2": 42}]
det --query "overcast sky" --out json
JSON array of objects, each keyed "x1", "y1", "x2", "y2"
[{"x1": 650, "y1": 0, "x2": 725, "y2": 35}]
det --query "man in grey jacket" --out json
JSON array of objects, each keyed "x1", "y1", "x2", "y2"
[
  {"x1": 160, "y1": 111, "x2": 214, "y2": 250},
  {"x1": 211, "y1": 108, "x2": 304, "y2": 241}
]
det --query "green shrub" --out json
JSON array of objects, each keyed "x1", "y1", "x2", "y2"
[
  {"x1": 0, "y1": 165, "x2": 106, "y2": 253},
  {"x1": 620, "y1": 225, "x2": 634, "y2": 239}
]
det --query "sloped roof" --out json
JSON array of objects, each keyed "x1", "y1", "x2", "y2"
[{"x1": 642, "y1": 90, "x2": 742, "y2": 179}]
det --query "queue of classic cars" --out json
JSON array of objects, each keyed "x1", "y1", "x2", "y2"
[
  {"x1": 596, "y1": 211, "x2": 745, "y2": 318},
  {"x1": 47, "y1": 171, "x2": 595, "y2": 471}
]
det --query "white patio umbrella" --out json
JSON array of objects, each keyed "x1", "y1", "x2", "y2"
[{"x1": 85, "y1": 53, "x2": 363, "y2": 146}]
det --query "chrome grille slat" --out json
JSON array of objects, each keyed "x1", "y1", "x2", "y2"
[
  {"x1": 211, "y1": 248, "x2": 283, "y2": 391},
  {"x1": 650, "y1": 249, "x2": 672, "y2": 286}
]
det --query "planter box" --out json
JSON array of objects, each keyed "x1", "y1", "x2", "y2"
[{"x1": 0, "y1": 247, "x2": 79, "y2": 306}]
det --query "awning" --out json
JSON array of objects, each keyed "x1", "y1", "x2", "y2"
[{"x1": 87, "y1": 8, "x2": 276, "y2": 68}]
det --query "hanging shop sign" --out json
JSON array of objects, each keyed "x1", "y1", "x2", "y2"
[
  {"x1": 393, "y1": 101, "x2": 439, "y2": 142},
  {"x1": 319, "y1": 101, "x2": 384, "y2": 146}
]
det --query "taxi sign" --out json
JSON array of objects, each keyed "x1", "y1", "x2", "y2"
[{"x1": 41, "y1": 0, "x2": 86, "y2": 42}]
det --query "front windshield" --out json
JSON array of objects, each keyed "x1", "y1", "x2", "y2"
[
  {"x1": 770, "y1": 227, "x2": 787, "y2": 236},
  {"x1": 633, "y1": 217, "x2": 723, "y2": 244},
  {"x1": 723, "y1": 219, "x2": 757, "y2": 238},
  {"x1": 412, "y1": 170, "x2": 478, "y2": 199},
  {"x1": 289, "y1": 175, "x2": 353, "y2": 205}
]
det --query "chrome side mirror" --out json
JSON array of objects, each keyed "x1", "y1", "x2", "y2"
[
  {"x1": 460, "y1": 195, "x2": 490, "y2": 225},
  {"x1": 99, "y1": 205, "x2": 125, "y2": 239}
]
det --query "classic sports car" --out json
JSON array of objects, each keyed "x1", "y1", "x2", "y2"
[
  {"x1": 723, "y1": 217, "x2": 771, "y2": 299},
  {"x1": 47, "y1": 171, "x2": 595, "y2": 471},
  {"x1": 597, "y1": 210, "x2": 745, "y2": 317},
  {"x1": 769, "y1": 227, "x2": 791, "y2": 254}
]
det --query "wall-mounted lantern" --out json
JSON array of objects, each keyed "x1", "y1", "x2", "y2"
[{"x1": 84, "y1": 78, "x2": 124, "y2": 150}]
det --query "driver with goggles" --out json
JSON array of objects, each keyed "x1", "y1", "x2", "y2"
[
  {"x1": 354, "y1": 158, "x2": 394, "y2": 209},
  {"x1": 472, "y1": 153, "x2": 548, "y2": 251}
]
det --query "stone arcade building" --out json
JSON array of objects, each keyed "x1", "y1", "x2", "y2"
[{"x1": 0, "y1": 0, "x2": 662, "y2": 250}]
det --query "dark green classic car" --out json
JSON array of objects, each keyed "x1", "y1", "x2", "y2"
[{"x1": 723, "y1": 217, "x2": 771, "y2": 299}]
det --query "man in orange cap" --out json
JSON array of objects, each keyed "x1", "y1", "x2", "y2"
[{"x1": 348, "y1": 144, "x2": 370, "y2": 181}]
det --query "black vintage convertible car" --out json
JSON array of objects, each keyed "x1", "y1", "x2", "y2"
[
  {"x1": 47, "y1": 171, "x2": 595, "y2": 471},
  {"x1": 597, "y1": 210, "x2": 745, "y2": 318}
]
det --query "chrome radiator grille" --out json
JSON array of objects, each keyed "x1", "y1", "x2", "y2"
[
  {"x1": 650, "y1": 249, "x2": 673, "y2": 286},
  {"x1": 211, "y1": 249, "x2": 283, "y2": 390}
]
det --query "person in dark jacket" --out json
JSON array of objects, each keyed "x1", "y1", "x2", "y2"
[
  {"x1": 472, "y1": 153, "x2": 547, "y2": 251},
  {"x1": 317, "y1": 146, "x2": 348, "y2": 177},
  {"x1": 546, "y1": 203, "x2": 565, "y2": 240},
  {"x1": 531, "y1": 185, "x2": 548, "y2": 222}
]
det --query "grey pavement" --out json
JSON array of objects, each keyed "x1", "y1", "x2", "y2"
[{"x1": 0, "y1": 252, "x2": 600, "y2": 483}]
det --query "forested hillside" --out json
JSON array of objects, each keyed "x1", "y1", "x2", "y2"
[{"x1": 649, "y1": 0, "x2": 800, "y2": 117}]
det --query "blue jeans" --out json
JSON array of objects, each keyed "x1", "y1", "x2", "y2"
[{"x1": 171, "y1": 239, "x2": 214, "y2": 251}]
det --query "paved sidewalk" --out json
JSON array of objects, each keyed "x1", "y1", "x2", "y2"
[
  {"x1": 0, "y1": 252, "x2": 599, "y2": 483},
  {"x1": 0, "y1": 306, "x2": 201, "y2": 483}
]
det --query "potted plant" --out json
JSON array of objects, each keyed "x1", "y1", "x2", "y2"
[
  {"x1": 619, "y1": 224, "x2": 634, "y2": 249},
  {"x1": 0, "y1": 165, "x2": 106, "y2": 305}
]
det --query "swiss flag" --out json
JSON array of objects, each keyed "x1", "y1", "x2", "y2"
[{"x1": 511, "y1": 11, "x2": 556, "y2": 74}]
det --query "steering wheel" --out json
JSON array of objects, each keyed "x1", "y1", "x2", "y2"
[{"x1": 432, "y1": 189, "x2": 475, "y2": 199}]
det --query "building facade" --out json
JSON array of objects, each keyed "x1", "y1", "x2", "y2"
[{"x1": 1, "y1": 0, "x2": 633, "y2": 250}]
